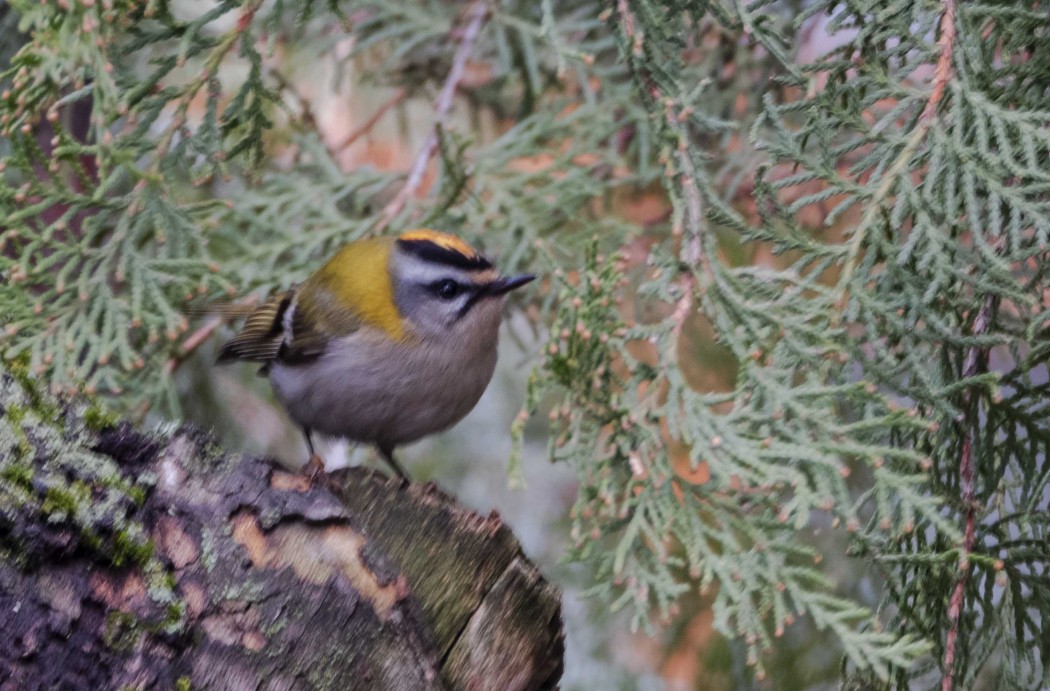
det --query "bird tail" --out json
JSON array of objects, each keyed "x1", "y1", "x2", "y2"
[{"x1": 183, "y1": 298, "x2": 259, "y2": 320}]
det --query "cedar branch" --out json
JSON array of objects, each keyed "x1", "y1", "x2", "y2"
[
  {"x1": 940, "y1": 290, "x2": 995, "y2": 691},
  {"x1": 833, "y1": 0, "x2": 956, "y2": 321},
  {"x1": 377, "y1": 1, "x2": 489, "y2": 230},
  {"x1": 615, "y1": 0, "x2": 704, "y2": 339}
]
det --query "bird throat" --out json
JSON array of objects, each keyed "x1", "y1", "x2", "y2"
[{"x1": 313, "y1": 238, "x2": 405, "y2": 341}]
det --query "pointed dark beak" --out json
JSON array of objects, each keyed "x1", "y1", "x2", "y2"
[{"x1": 486, "y1": 274, "x2": 536, "y2": 296}]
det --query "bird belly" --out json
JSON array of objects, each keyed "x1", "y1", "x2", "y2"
[{"x1": 268, "y1": 332, "x2": 497, "y2": 447}]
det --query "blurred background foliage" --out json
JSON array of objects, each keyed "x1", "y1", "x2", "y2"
[{"x1": 2, "y1": 0, "x2": 1048, "y2": 688}]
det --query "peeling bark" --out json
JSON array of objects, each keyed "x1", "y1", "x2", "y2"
[{"x1": 0, "y1": 369, "x2": 563, "y2": 690}]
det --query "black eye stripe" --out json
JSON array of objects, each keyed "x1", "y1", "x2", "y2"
[{"x1": 432, "y1": 279, "x2": 462, "y2": 299}]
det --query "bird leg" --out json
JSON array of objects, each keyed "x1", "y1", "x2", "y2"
[
  {"x1": 301, "y1": 426, "x2": 325, "y2": 480},
  {"x1": 378, "y1": 443, "x2": 410, "y2": 484}
]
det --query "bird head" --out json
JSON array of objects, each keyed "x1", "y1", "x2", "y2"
[{"x1": 389, "y1": 229, "x2": 535, "y2": 342}]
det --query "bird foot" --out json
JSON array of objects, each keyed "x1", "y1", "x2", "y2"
[
  {"x1": 377, "y1": 446, "x2": 411, "y2": 486},
  {"x1": 303, "y1": 453, "x2": 326, "y2": 482}
]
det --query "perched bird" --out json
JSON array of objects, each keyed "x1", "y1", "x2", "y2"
[{"x1": 215, "y1": 229, "x2": 535, "y2": 481}]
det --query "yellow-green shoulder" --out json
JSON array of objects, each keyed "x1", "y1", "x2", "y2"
[{"x1": 302, "y1": 237, "x2": 404, "y2": 341}]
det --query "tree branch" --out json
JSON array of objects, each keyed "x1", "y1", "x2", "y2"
[
  {"x1": 940, "y1": 289, "x2": 995, "y2": 691},
  {"x1": 614, "y1": 0, "x2": 705, "y2": 339},
  {"x1": 336, "y1": 87, "x2": 408, "y2": 152},
  {"x1": 920, "y1": 0, "x2": 957, "y2": 123},
  {"x1": 833, "y1": 0, "x2": 956, "y2": 320},
  {"x1": 377, "y1": 1, "x2": 489, "y2": 230},
  {"x1": 161, "y1": 317, "x2": 223, "y2": 378}
]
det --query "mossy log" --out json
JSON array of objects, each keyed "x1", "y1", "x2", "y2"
[{"x1": 0, "y1": 367, "x2": 563, "y2": 690}]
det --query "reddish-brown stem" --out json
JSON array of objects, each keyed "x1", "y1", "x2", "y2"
[
  {"x1": 832, "y1": 0, "x2": 956, "y2": 323},
  {"x1": 162, "y1": 318, "x2": 224, "y2": 378},
  {"x1": 922, "y1": 0, "x2": 957, "y2": 122},
  {"x1": 336, "y1": 88, "x2": 408, "y2": 152},
  {"x1": 669, "y1": 274, "x2": 695, "y2": 342},
  {"x1": 940, "y1": 290, "x2": 994, "y2": 691},
  {"x1": 151, "y1": 1, "x2": 263, "y2": 171},
  {"x1": 158, "y1": 296, "x2": 260, "y2": 386},
  {"x1": 377, "y1": 1, "x2": 489, "y2": 230}
]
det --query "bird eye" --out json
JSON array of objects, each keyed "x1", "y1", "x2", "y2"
[{"x1": 434, "y1": 279, "x2": 460, "y2": 300}]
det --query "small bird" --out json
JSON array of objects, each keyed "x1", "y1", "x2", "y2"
[{"x1": 215, "y1": 229, "x2": 535, "y2": 481}]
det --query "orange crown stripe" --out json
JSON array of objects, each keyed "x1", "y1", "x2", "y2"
[{"x1": 398, "y1": 229, "x2": 481, "y2": 259}]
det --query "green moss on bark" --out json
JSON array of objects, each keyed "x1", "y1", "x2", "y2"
[
  {"x1": 83, "y1": 403, "x2": 120, "y2": 432},
  {"x1": 0, "y1": 362, "x2": 185, "y2": 643}
]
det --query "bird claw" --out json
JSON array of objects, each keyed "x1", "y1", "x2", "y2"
[{"x1": 304, "y1": 453, "x2": 325, "y2": 482}]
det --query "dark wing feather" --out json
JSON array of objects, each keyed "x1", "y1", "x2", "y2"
[
  {"x1": 216, "y1": 291, "x2": 294, "y2": 364},
  {"x1": 276, "y1": 305, "x2": 329, "y2": 364},
  {"x1": 215, "y1": 281, "x2": 363, "y2": 368}
]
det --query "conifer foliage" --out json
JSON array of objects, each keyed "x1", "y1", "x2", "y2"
[{"x1": 1, "y1": 0, "x2": 1047, "y2": 687}]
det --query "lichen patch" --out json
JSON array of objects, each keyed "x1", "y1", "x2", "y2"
[{"x1": 155, "y1": 436, "x2": 192, "y2": 494}]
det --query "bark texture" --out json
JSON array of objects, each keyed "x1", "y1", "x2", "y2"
[{"x1": 0, "y1": 366, "x2": 563, "y2": 690}]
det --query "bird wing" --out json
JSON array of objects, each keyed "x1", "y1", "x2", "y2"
[
  {"x1": 277, "y1": 296, "x2": 334, "y2": 364},
  {"x1": 215, "y1": 281, "x2": 365, "y2": 367},
  {"x1": 215, "y1": 290, "x2": 295, "y2": 364}
]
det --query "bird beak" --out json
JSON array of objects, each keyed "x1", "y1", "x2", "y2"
[{"x1": 486, "y1": 274, "x2": 536, "y2": 296}]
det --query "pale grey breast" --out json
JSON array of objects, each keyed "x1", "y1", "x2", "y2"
[{"x1": 268, "y1": 321, "x2": 500, "y2": 446}]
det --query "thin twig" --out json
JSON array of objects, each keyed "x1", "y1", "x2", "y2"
[
  {"x1": 269, "y1": 67, "x2": 323, "y2": 135},
  {"x1": 162, "y1": 317, "x2": 223, "y2": 378},
  {"x1": 161, "y1": 296, "x2": 260, "y2": 378},
  {"x1": 920, "y1": 0, "x2": 957, "y2": 123},
  {"x1": 377, "y1": 1, "x2": 489, "y2": 230},
  {"x1": 941, "y1": 289, "x2": 995, "y2": 691},
  {"x1": 669, "y1": 274, "x2": 696, "y2": 345},
  {"x1": 335, "y1": 87, "x2": 408, "y2": 152}
]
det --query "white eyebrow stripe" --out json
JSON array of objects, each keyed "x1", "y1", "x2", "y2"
[{"x1": 400, "y1": 255, "x2": 480, "y2": 286}]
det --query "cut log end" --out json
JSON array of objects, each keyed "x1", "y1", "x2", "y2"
[{"x1": 0, "y1": 367, "x2": 563, "y2": 690}]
